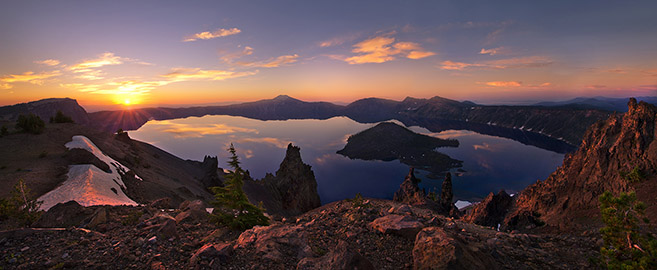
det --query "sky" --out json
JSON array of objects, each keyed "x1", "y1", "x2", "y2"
[{"x1": 1, "y1": 0, "x2": 656, "y2": 110}]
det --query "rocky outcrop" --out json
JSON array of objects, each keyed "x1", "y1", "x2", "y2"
[
  {"x1": 463, "y1": 190, "x2": 513, "y2": 228},
  {"x1": 393, "y1": 168, "x2": 427, "y2": 205},
  {"x1": 33, "y1": 201, "x2": 90, "y2": 228},
  {"x1": 393, "y1": 168, "x2": 458, "y2": 217},
  {"x1": 234, "y1": 224, "x2": 312, "y2": 262},
  {"x1": 504, "y1": 98, "x2": 657, "y2": 231},
  {"x1": 245, "y1": 144, "x2": 321, "y2": 216},
  {"x1": 199, "y1": 155, "x2": 222, "y2": 189}
]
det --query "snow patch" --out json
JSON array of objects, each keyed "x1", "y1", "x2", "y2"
[
  {"x1": 38, "y1": 135, "x2": 139, "y2": 211},
  {"x1": 455, "y1": 200, "x2": 472, "y2": 210}
]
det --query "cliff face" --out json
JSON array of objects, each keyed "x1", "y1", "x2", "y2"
[
  {"x1": 244, "y1": 144, "x2": 321, "y2": 216},
  {"x1": 504, "y1": 98, "x2": 657, "y2": 231}
]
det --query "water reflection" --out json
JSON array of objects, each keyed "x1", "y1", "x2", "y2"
[{"x1": 130, "y1": 115, "x2": 564, "y2": 203}]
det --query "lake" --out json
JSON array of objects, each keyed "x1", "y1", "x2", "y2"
[{"x1": 130, "y1": 115, "x2": 565, "y2": 204}]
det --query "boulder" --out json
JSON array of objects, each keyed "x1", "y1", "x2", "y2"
[
  {"x1": 368, "y1": 214, "x2": 424, "y2": 239},
  {"x1": 142, "y1": 212, "x2": 177, "y2": 239},
  {"x1": 33, "y1": 201, "x2": 92, "y2": 228},
  {"x1": 189, "y1": 243, "x2": 233, "y2": 265},
  {"x1": 175, "y1": 200, "x2": 209, "y2": 223},
  {"x1": 387, "y1": 204, "x2": 413, "y2": 215},
  {"x1": 86, "y1": 207, "x2": 108, "y2": 229},
  {"x1": 464, "y1": 190, "x2": 513, "y2": 228},
  {"x1": 235, "y1": 224, "x2": 312, "y2": 262},
  {"x1": 297, "y1": 240, "x2": 374, "y2": 270},
  {"x1": 412, "y1": 227, "x2": 499, "y2": 270},
  {"x1": 149, "y1": 198, "x2": 172, "y2": 209}
]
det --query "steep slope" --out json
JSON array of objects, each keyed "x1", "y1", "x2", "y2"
[{"x1": 503, "y1": 98, "x2": 657, "y2": 231}]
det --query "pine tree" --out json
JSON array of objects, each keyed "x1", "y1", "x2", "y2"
[
  {"x1": 599, "y1": 191, "x2": 657, "y2": 269},
  {"x1": 0, "y1": 179, "x2": 43, "y2": 226},
  {"x1": 210, "y1": 144, "x2": 269, "y2": 230}
]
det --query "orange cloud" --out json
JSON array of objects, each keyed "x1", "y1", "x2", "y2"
[
  {"x1": 34, "y1": 59, "x2": 61, "y2": 66},
  {"x1": 183, "y1": 28, "x2": 241, "y2": 42},
  {"x1": 236, "y1": 54, "x2": 299, "y2": 68},
  {"x1": 69, "y1": 52, "x2": 124, "y2": 71},
  {"x1": 318, "y1": 34, "x2": 360, "y2": 48},
  {"x1": 485, "y1": 81, "x2": 522, "y2": 87},
  {"x1": 344, "y1": 35, "x2": 435, "y2": 64},
  {"x1": 221, "y1": 46, "x2": 254, "y2": 63},
  {"x1": 161, "y1": 68, "x2": 257, "y2": 81},
  {"x1": 0, "y1": 70, "x2": 61, "y2": 87},
  {"x1": 440, "y1": 56, "x2": 552, "y2": 70}
]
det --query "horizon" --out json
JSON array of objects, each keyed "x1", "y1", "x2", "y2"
[{"x1": 2, "y1": 1, "x2": 657, "y2": 108}]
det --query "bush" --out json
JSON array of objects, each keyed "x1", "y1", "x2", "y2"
[
  {"x1": 0, "y1": 179, "x2": 43, "y2": 226},
  {"x1": 16, "y1": 114, "x2": 45, "y2": 134},
  {"x1": 599, "y1": 191, "x2": 657, "y2": 269},
  {"x1": 210, "y1": 144, "x2": 269, "y2": 230},
  {"x1": 49, "y1": 110, "x2": 74, "y2": 123},
  {"x1": 620, "y1": 166, "x2": 646, "y2": 183},
  {"x1": 0, "y1": 125, "x2": 7, "y2": 136}
]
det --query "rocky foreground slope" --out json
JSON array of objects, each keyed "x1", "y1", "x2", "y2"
[{"x1": 0, "y1": 198, "x2": 601, "y2": 269}]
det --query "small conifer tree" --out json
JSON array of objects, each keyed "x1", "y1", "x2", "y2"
[
  {"x1": 210, "y1": 144, "x2": 269, "y2": 230},
  {"x1": 16, "y1": 113, "x2": 45, "y2": 134},
  {"x1": 599, "y1": 191, "x2": 657, "y2": 269},
  {"x1": 50, "y1": 110, "x2": 74, "y2": 123},
  {"x1": 0, "y1": 179, "x2": 43, "y2": 226}
]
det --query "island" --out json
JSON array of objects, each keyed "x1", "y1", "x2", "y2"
[{"x1": 337, "y1": 122, "x2": 462, "y2": 176}]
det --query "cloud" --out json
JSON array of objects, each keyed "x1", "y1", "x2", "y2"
[
  {"x1": 75, "y1": 69, "x2": 105, "y2": 80},
  {"x1": 485, "y1": 81, "x2": 522, "y2": 87},
  {"x1": 343, "y1": 35, "x2": 436, "y2": 64},
  {"x1": 161, "y1": 68, "x2": 257, "y2": 81},
  {"x1": 183, "y1": 28, "x2": 241, "y2": 42},
  {"x1": 479, "y1": 81, "x2": 551, "y2": 88},
  {"x1": 440, "y1": 56, "x2": 552, "y2": 70},
  {"x1": 0, "y1": 83, "x2": 12, "y2": 89},
  {"x1": 69, "y1": 52, "x2": 125, "y2": 72},
  {"x1": 34, "y1": 59, "x2": 61, "y2": 66},
  {"x1": 220, "y1": 46, "x2": 254, "y2": 63},
  {"x1": 0, "y1": 70, "x2": 61, "y2": 87},
  {"x1": 484, "y1": 20, "x2": 513, "y2": 45},
  {"x1": 235, "y1": 54, "x2": 299, "y2": 68},
  {"x1": 479, "y1": 47, "x2": 508, "y2": 56},
  {"x1": 586, "y1": 85, "x2": 607, "y2": 89},
  {"x1": 61, "y1": 80, "x2": 167, "y2": 95},
  {"x1": 318, "y1": 34, "x2": 360, "y2": 48},
  {"x1": 439, "y1": 61, "x2": 481, "y2": 70}
]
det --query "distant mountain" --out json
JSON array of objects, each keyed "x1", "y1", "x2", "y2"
[
  {"x1": 1, "y1": 95, "x2": 621, "y2": 151},
  {"x1": 534, "y1": 96, "x2": 657, "y2": 112},
  {"x1": 0, "y1": 98, "x2": 90, "y2": 124}
]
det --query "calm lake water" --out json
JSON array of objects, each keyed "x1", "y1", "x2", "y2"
[{"x1": 130, "y1": 115, "x2": 565, "y2": 204}]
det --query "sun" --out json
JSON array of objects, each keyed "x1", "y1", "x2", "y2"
[{"x1": 123, "y1": 99, "x2": 131, "y2": 105}]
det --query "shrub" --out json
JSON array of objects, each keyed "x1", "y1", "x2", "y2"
[
  {"x1": 620, "y1": 166, "x2": 646, "y2": 183},
  {"x1": 0, "y1": 179, "x2": 43, "y2": 226},
  {"x1": 38, "y1": 151, "x2": 48, "y2": 158},
  {"x1": 49, "y1": 110, "x2": 74, "y2": 123},
  {"x1": 599, "y1": 191, "x2": 657, "y2": 269},
  {"x1": 210, "y1": 144, "x2": 269, "y2": 230},
  {"x1": 0, "y1": 125, "x2": 7, "y2": 136},
  {"x1": 15, "y1": 114, "x2": 45, "y2": 134}
]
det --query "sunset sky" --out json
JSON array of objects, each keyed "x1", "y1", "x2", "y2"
[{"x1": 1, "y1": 1, "x2": 656, "y2": 110}]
